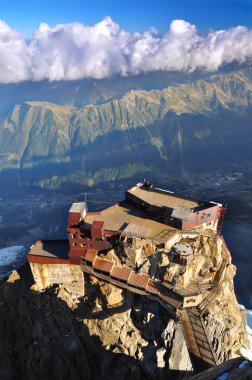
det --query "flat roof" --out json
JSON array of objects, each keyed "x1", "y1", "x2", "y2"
[
  {"x1": 28, "y1": 240, "x2": 69, "y2": 259},
  {"x1": 83, "y1": 201, "x2": 177, "y2": 240},
  {"x1": 127, "y1": 186, "x2": 204, "y2": 209},
  {"x1": 69, "y1": 202, "x2": 86, "y2": 213},
  {"x1": 171, "y1": 207, "x2": 192, "y2": 221}
]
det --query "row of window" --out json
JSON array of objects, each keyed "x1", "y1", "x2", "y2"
[
  {"x1": 200, "y1": 213, "x2": 212, "y2": 220},
  {"x1": 72, "y1": 242, "x2": 93, "y2": 248},
  {"x1": 71, "y1": 233, "x2": 86, "y2": 239}
]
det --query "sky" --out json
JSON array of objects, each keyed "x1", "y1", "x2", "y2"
[
  {"x1": 1, "y1": 0, "x2": 252, "y2": 37},
  {"x1": 0, "y1": 0, "x2": 252, "y2": 83}
]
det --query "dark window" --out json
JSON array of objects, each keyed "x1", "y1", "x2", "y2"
[{"x1": 186, "y1": 298, "x2": 196, "y2": 304}]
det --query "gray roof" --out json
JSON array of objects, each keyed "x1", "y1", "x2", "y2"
[
  {"x1": 171, "y1": 207, "x2": 192, "y2": 221},
  {"x1": 122, "y1": 223, "x2": 151, "y2": 238},
  {"x1": 69, "y1": 202, "x2": 86, "y2": 213}
]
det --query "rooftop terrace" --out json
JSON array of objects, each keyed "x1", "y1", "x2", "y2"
[
  {"x1": 28, "y1": 240, "x2": 69, "y2": 263},
  {"x1": 127, "y1": 185, "x2": 209, "y2": 210},
  {"x1": 83, "y1": 200, "x2": 177, "y2": 240}
]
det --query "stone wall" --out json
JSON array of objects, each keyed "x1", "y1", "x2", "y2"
[{"x1": 29, "y1": 262, "x2": 84, "y2": 297}]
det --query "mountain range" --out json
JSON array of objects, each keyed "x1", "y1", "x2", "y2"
[{"x1": 1, "y1": 67, "x2": 252, "y2": 189}]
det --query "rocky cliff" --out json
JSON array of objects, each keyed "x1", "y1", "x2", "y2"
[
  {"x1": 0, "y1": 252, "x2": 250, "y2": 380},
  {"x1": 0, "y1": 264, "x2": 192, "y2": 380}
]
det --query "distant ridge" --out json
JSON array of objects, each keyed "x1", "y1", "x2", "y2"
[{"x1": 1, "y1": 67, "x2": 252, "y2": 188}]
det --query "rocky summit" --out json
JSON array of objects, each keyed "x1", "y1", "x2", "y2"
[
  {"x1": 0, "y1": 264, "x2": 191, "y2": 380},
  {"x1": 12, "y1": 181, "x2": 249, "y2": 379},
  {"x1": 0, "y1": 250, "x2": 250, "y2": 380}
]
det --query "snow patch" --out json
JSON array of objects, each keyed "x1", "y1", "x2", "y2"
[
  {"x1": 247, "y1": 309, "x2": 252, "y2": 329},
  {"x1": 239, "y1": 307, "x2": 252, "y2": 361},
  {"x1": 0, "y1": 246, "x2": 26, "y2": 278},
  {"x1": 0, "y1": 246, "x2": 25, "y2": 266}
]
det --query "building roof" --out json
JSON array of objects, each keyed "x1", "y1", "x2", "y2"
[
  {"x1": 171, "y1": 207, "x2": 193, "y2": 221},
  {"x1": 110, "y1": 266, "x2": 132, "y2": 281},
  {"x1": 69, "y1": 202, "x2": 86, "y2": 213},
  {"x1": 84, "y1": 249, "x2": 97, "y2": 263},
  {"x1": 128, "y1": 271, "x2": 149, "y2": 288},
  {"x1": 146, "y1": 279, "x2": 160, "y2": 295},
  {"x1": 93, "y1": 257, "x2": 114, "y2": 273},
  {"x1": 127, "y1": 186, "x2": 204, "y2": 209},
  {"x1": 173, "y1": 242, "x2": 192, "y2": 256},
  {"x1": 83, "y1": 201, "x2": 177, "y2": 241},
  {"x1": 122, "y1": 223, "x2": 151, "y2": 238},
  {"x1": 28, "y1": 240, "x2": 69, "y2": 259}
]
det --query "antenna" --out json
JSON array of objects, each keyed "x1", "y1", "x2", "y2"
[{"x1": 83, "y1": 192, "x2": 93, "y2": 211}]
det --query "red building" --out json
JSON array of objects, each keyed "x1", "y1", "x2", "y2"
[
  {"x1": 28, "y1": 181, "x2": 226, "y2": 267},
  {"x1": 26, "y1": 181, "x2": 229, "y2": 369},
  {"x1": 66, "y1": 181, "x2": 226, "y2": 264}
]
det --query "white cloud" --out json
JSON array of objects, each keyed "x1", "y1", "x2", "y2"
[
  {"x1": 0, "y1": 17, "x2": 252, "y2": 83},
  {"x1": 0, "y1": 21, "x2": 30, "y2": 82}
]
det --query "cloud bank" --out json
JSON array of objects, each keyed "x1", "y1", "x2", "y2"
[{"x1": 1, "y1": 17, "x2": 252, "y2": 83}]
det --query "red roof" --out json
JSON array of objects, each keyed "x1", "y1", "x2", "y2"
[
  {"x1": 93, "y1": 257, "x2": 114, "y2": 273},
  {"x1": 146, "y1": 279, "x2": 160, "y2": 295},
  {"x1": 110, "y1": 266, "x2": 132, "y2": 282},
  {"x1": 83, "y1": 249, "x2": 97, "y2": 262},
  {"x1": 128, "y1": 271, "x2": 149, "y2": 289}
]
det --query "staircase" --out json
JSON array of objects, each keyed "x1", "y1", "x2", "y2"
[{"x1": 179, "y1": 307, "x2": 218, "y2": 366}]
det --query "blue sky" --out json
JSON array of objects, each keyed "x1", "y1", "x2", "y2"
[
  {"x1": 0, "y1": 0, "x2": 252, "y2": 36},
  {"x1": 1, "y1": 0, "x2": 252, "y2": 83}
]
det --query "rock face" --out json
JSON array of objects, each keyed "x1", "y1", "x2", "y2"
[
  {"x1": 0, "y1": 264, "x2": 192, "y2": 380},
  {"x1": 0, "y1": 248, "x2": 250, "y2": 380},
  {"x1": 27, "y1": 229, "x2": 250, "y2": 373}
]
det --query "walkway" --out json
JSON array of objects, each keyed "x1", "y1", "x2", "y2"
[{"x1": 80, "y1": 248, "x2": 223, "y2": 368}]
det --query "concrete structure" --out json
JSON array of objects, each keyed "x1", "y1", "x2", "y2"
[
  {"x1": 27, "y1": 181, "x2": 231, "y2": 369},
  {"x1": 170, "y1": 242, "x2": 194, "y2": 265},
  {"x1": 27, "y1": 240, "x2": 84, "y2": 296},
  {"x1": 126, "y1": 182, "x2": 225, "y2": 231}
]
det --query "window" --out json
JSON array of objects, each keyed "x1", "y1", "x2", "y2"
[
  {"x1": 207, "y1": 213, "x2": 211, "y2": 217},
  {"x1": 186, "y1": 298, "x2": 196, "y2": 304},
  {"x1": 72, "y1": 233, "x2": 77, "y2": 239},
  {"x1": 73, "y1": 242, "x2": 78, "y2": 247}
]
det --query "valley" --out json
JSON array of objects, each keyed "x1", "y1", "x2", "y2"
[{"x1": 1, "y1": 68, "x2": 252, "y2": 190}]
